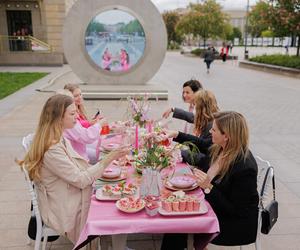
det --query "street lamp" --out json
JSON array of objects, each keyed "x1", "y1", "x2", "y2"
[{"x1": 244, "y1": 0, "x2": 250, "y2": 59}]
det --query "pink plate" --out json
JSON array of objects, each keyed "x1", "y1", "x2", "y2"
[
  {"x1": 169, "y1": 175, "x2": 196, "y2": 189},
  {"x1": 102, "y1": 167, "x2": 121, "y2": 179}
]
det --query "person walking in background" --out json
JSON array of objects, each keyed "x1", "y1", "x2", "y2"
[
  {"x1": 204, "y1": 45, "x2": 215, "y2": 74},
  {"x1": 220, "y1": 42, "x2": 228, "y2": 62}
]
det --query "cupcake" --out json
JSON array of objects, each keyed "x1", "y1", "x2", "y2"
[
  {"x1": 179, "y1": 198, "x2": 187, "y2": 212},
  {"x1": 145, "y1": 201, "x2": 159, "y2": 216}
]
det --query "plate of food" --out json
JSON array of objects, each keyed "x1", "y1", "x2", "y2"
[
  {"x1": 116, "y1": 197, "x2": 145, "y2": 213},
  {"x1": 159, "y1": 195, "x2": 208, "y2": 216},
  {"x1": 98, "y1": 172, "x2": 127, "y2": 182},
  {"x1": 164, "y1": 177, "x2": 198, "y2": 191},
  {"x1": 169, "y1": 175, "x2": 196, "y2": 189},
  {"x1": 102, "y1": 166, "x2": 121, "y2": 179},
  {"x1": 95, "y1": 183, "x2": 138, "y2": 201}
]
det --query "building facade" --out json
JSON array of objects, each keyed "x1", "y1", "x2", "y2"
[{"x1": 0, "y1": 0, "x2": 76, "y2": 65}]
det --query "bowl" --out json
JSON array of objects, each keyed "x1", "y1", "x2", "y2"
[
  {"x1": 102, "y1": 167, "x2": 121, "y2": 179},
  {"x1": 169, "y1": 175, "x2": 196, "y2": 189}
]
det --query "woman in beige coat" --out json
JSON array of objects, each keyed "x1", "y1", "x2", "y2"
[{"x1": 19, "y1": 94, "x2": 129, "y2": 243}]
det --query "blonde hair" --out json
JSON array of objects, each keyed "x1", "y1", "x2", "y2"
[
  {"x1": 64, "y1": 83, "x2": 88, "y2": 120},
  {"x1": 18, "y1": 94, "x2": 74, "y2": 180},
  {"x1": 193, "y1": 89, "x2": 219, "y2": 136},
  {"x1": 55, "y1": 89, "x2": 73, "y2": 98},
  {"x1": 210, "y1": 111, "x2": 249, "y2": 179}
]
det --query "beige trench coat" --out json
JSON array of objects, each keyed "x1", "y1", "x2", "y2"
[{"x1": 35, "y1": 137, "x2": 104, "y2": 243}]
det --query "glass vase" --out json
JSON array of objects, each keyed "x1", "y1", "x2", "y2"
[{"x1": 140, "y1": 167, "x2": 162, "y2": 198}]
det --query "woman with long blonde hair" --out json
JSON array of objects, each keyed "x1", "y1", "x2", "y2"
[
  {"x1": 195, "y1": 111, "x2": 258, "y2": 246},
  {"x1": 164, "y1": 89, "x2": 219, "y2": 168},
  {"x1": 18, "y1": 94, "x2": 128, "y2": 243},
  {"x1": 161, "y1": 111, "x2": 259, "y2": 249}
]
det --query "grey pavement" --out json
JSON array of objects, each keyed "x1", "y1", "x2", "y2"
[{"x1": 0, "y1": 51, "x2": 300, "y2": 250}]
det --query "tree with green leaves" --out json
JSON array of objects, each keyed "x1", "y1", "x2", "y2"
[
  {"x1": 248, "y1": 0, "x2": 272, "y2": 37},
  {"x1": 227, "y1": 27, "x2": 242, "y2": 42},
  {"x1": 120, "y1": 20, "x2": 144, "y2": 36},
  {"x1": 175, "y1": 0, "x2": 230, "y2": 47},
  {"x1": 269, "y1": 0, "x2": 300, "y2": 56},
  {"x1": 162, "y1": 11, "x2": 183, "y2": 45},
  {"x1": 86, "y1": 20, "x2": 105, "y2": 35}
]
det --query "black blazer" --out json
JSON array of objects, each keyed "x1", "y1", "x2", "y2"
[
  {"x1": 173, "y1": 122, "x2": 212, "y2": 170},
  {"x1": 206, "y1": 151, "x2": 259, "y2": 246},
  {"x1": 173, "y1": 108, "x2": 194, "y2": 123}
]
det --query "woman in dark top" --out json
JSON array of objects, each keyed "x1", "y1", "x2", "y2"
[
  {"x1": 161, "y1": 111, "x2": 259, "y2": 249},
  {"x1": 165, "y1": 89, "x2": 219, "y2": 169},
  {"x1": 162, "y1": 79, "x2": 203, "y2": 133}
]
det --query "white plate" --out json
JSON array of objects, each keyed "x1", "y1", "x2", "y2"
[
  {"x1": 169, "y1": 175, "x2": 196, "y2": 189},
  {"x1": 164, "y1": 180, "x2": 199, "y2": 191},
  {"x1": 116, "y1": 199, "x2": 145, "y2": 213},
  {"x1": 95, "y1": 188, "x2": 138, "y2": 201},
  {"x1": 96, "y1": 189, "x2": 120, "y2": 201},
  {"x1": 158, "y1": 201, "x2": 208, "y2": 216}
]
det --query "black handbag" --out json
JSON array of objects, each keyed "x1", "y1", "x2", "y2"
[
  {"x1": 260, "y1": 166, "x2": 278, "y2": 234},
  {"x1": 28, "y1": 202, "x2": 59, "y2": 241}
]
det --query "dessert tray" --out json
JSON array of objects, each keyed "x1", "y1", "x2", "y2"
[
  {"x1": 95, "y1": 183, "x2": 138, "y2": 201},
  {"x1": 158, "y1": 200, "x2": 208, "y2": 216}
]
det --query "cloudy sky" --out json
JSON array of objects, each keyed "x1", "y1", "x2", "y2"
[{"x1": 152, "y1": 0, "x2": 259, "y2": 12}]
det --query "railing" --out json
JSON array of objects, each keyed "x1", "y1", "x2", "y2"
[{"x1": 0, "y1": 35, "x2": 52, "y2": 53}]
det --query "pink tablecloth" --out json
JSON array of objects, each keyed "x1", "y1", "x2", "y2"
[{"x1": 74, "y1": 135, "x2": 220, "y2": 249}]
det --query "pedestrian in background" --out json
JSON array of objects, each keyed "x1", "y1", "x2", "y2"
[{"x1": 204, "y1": 45, "x2": 215, "y2": 74}]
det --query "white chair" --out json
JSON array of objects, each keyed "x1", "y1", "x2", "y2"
[
  {"x1": 22, "y1": 134, "x2": 60, "y2": 250},
  {"x1": 22, "y1": 133, "x2": 34, "y2": 152},
  {"x1": 240, "y1": 155, "x2": 275, "y2": 250}
]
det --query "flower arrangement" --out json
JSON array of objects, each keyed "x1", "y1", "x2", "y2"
[
  {"x1": 133, "y1": 130, "x2": 182, "y2": 172},
  {"x1": 127, "y1": 95, "x2": 150, "y2": 127}
]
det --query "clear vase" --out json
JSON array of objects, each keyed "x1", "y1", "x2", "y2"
[{"x1": 140, "y1": 167, "x2": 162, "y2": 198}]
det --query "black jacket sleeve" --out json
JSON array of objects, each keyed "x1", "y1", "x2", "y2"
[{"x1": 172, "y1": 108, "x2": 194, "y2": 123}]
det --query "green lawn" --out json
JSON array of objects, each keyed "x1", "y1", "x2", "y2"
[{"x1": 0, "y1": 72, "x2": 48, "y2": 100}]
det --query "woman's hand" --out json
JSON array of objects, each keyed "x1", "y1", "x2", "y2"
[
  {"x1": 101, "y1": 146, "x2": 131, "y2": 167},
  {"x1": 163, "y1": 129, "x2": 179, "y2": 139},
  {"x1": 162, "y1": 108, "x2": 173, "y2": 119},
  {"x1": 193, "y1": 168, "x2": 212, "y2": 189}
]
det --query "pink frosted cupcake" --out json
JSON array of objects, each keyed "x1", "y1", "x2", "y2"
[
  {"x1": 172, "y1": 200, "x2": 180, "y2": 212},
  {"x1": 164, "y1": 200, "x2": 173, "y2": 212},
  {"x1": 179, "y1": 198, "x2": 187, "y2": 212},
  {"x1": 186, "y1": 198, "x2": 194, "y2": 212},
  {"x1": 193, "y1": 199, "x2": 201, "y2": 211}
]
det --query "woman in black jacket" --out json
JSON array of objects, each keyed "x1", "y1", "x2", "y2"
[
  {"x1": 165, "y1": 89, "x2": 219, "y2": 170},
  {"x1": 161, "y1": 111, "x2": 259, "y2": 249}
]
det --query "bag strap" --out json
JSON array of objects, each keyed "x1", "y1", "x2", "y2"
[{"x1": 260, "y1": 166, "x2": 276, "y2": 208}]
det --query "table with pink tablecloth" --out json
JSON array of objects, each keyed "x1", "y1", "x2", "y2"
[
  {"x1": 74, "y1": 180, "x2": 219, "y2": 249},
  {"x1": 74, "y1": 135, "x2": 220, "y2": 249}
]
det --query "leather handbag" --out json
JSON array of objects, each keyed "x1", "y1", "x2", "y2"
[{"x1": 260, "y1": 166, "x2": 278, "y2": 234}]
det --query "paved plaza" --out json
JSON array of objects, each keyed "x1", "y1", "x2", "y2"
[{"x1": 0, "y1": 51, "x2": 300, "y2": 250}]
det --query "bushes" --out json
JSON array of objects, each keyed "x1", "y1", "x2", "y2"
[
  {"x1": 168, "y1": 41, "x2": 181, "y2": 50},
  {"x1": 190, "y1": 48, "x2": 205, "y2": 56},
  {"x1": 249, "y1": 54, "x2": 300, "y2": 69}
]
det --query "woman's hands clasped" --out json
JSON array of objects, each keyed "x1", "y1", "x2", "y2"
[{"x1": 193, "y1": 168, "x2": 212, "y2": 190}]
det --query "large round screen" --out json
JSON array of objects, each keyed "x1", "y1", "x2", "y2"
[{"x1": 85, "y1": 10, "x2": 146, "y2": 73}]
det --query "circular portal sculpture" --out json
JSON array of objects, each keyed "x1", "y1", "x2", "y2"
[{"x1": 63, "y1": 0, "x2": 167, "y2": 85}]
